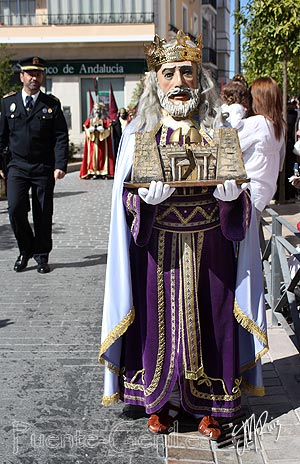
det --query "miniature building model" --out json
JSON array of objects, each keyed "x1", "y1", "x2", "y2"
[{"x1": 128, "y1": 127, "x2": 248, "y2": 186}]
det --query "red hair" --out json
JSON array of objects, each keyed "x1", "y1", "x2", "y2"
[{"x1": 250, "y1": 77, "x2": 284, "y2": 140}]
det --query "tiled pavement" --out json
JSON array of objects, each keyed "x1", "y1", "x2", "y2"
[{"x1": 0, "y1": 167, "x2": 300, "y2": 463}]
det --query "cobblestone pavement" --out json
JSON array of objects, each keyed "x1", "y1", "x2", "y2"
[{"x1": 0, "y1": 170, "x2": 300, "y2": 464}]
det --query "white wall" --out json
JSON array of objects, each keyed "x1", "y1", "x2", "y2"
[{"x1": 51, "y1": 76, "x2": 82, "y2": 145}]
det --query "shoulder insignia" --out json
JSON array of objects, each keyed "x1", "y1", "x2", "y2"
[
  {"x1": 46, "y1": 93, "x2": 59, "y2": 102},
  {"x1": 3, "y1": 91, "x2": 17, "y2": 98}
]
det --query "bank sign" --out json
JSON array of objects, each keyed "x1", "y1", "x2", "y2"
[{"x1": 44, "y1": 59, "x2": 146, "y2": 75}]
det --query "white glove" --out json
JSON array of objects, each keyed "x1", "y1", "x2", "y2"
[
  {"x1": 289, "y1": 175, "x2": 300, "y2": 188},
  {"x1": 138, "y1": 180, "x2": 175, "y2": 205},
  {"x1": 97, "y1": 125, "x2": 105, "y2": 133},
  {"x1": 88, "y1": 126, "x2": 95, "y2": 133},
  {"x1": 213, "y1": 179, "x2": 248, "y2": 202}
]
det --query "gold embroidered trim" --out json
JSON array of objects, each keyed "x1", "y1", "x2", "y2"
[
  {"x1": 189, "y1": 377, "x2": 242, "y2": 402},
  {"x1": 234, "y1": 300, "x2": 268, "y2": 349},
  {"x1": 123, "y1": 381, "x2": 144, "y2": 391},
  {"x1": 185, "y1": 367, "x2": 204, "y2": 381},
  {"x1": 101, "y1": 360, "x2": 119, "y2": 376},
  {"x1": 125, "y1": 192, "x2": 139, "y2": 233},
  {"x1": 99, "y1": 307, "x2": 135, "y2": 373},
  {"x1": 156, "y1": 204, "x2": 219, "y2": 226},
  {"x1": 181, "y1": 233, "x2": 204, "y2": 379},
  {"x1": 146, "y1": 233, "x2": 178, "y2": 408},
  {"x1": 124, "y1": 393, "x2": 145, "y2": 403},
  {"x1": 131, "y1": 195, "x2": 138, "y2": 233},
  {"x1": 184, "y1": 380, "x2": 241, "y2": 413},
  {"x1": 242, "y1": 377, "x2": 265, "y2": 397},
  {"x1": 153, "y1": 222, "x2": 220, "y2": 234},
  {"x1": 131, "y1": 369, "x2": 145, "y2": 384},
  {"x1": 126, "y1": 192, "x2": 132, "y2": 211},
  {"x1": 232, "y1": 376, "x2": 242, "y2": 394},
  {"x1": 102, "y1": 392, "x2": 120, "y2": 406},
  {"x1": 123, "y1": 369, "x2": 146, "y2": 391},
  {"x1": 143, "y1": 231, "x2": 166, "y2": 396},
  {"x1": 124, "y1": 231, "x2": 178, "y2": 409},
  {"x1": 240, "y1": 345, "x2": 269, "y2": 372}
]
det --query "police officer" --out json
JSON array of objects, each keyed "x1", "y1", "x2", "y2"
[{"x1": 0, "y1": 56, "x2": 69, "y2": 273}]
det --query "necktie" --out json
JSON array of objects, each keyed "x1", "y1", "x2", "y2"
[{"x1": 25, "y1": 95, "x2": 33, "y2": 112}]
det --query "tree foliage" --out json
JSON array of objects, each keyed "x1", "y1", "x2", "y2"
[
  {"x1": 128, "y1": 76, "x2": 145, "y2": 112},
  {"x1": 235, "y1": 0, "x2": 300, "y2": 96},
  {"x1": 0, "y1": 44, "x2": 20, "y2": 96}
]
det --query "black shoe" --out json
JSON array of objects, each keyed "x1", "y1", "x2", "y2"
[
  {"x1": 37, "y1": 263, "x2": 50, "y2": 274},
  {"x1": 14, "y1": 254, "x2": 31, "y2": 272}
]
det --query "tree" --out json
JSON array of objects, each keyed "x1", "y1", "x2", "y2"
[
  {"x1": 0, "y1": 44, "x2": 19, "y2": 96},
  {"x1": 128, "y1": 76, "x2": 145, "y2": 115},
  {"x1": 235, "y1": 0, "x2": 300, "y2": 202},
  {"x1": 235, "y1": 0, "x2": 300, "y2": 96}
]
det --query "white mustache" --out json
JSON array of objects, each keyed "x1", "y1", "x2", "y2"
[{"x1": 167, "y1": 87, "x2": 193, "y2": 98}]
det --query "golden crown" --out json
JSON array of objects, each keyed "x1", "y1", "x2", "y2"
[{"x1": 144, "y1": 30, "x2": 202, "y2": 71}]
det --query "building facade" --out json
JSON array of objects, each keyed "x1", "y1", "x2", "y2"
[{"x1": 0, "y1": 0, "x2": 231, "y2": 144}]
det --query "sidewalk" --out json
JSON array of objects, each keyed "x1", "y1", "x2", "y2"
[{"x1": 0, "y1": 171, "x2": 299, "y2": 463}]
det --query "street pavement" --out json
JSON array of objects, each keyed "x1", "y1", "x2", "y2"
[{"x1": 0, "y1": 168, "x2": 300, "y2": 464}]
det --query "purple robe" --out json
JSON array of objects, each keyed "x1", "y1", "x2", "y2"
[{"x1": 120, "y1": 186, "x2": 251, "y2": 417}]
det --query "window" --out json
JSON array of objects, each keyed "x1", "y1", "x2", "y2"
[
  {"x1": 0, "y1": 0, "x2": 36, "y2": 25},
  {"x1": 45, "y1": 78, "x2": 52, "y2": 94},
  {"x1": 193, "y1": 13, "x2": 198, "y2": 36},
  {"x1": 170, "y1": 0, "x2": 175, "y2": 26},
  {"x1": 81, "y1": 77, "x2": 125, "y2": 126},
  {"x1": 46, "y1": 0, "x2": 152, "y2": 24},
  {"x1": 182, "y1": 4, "x2": 188, "y2": 33}
]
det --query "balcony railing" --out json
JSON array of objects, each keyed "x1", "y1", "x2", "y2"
[{"x1": 0, "y1": 12, "x2": 154, "y2": 26}]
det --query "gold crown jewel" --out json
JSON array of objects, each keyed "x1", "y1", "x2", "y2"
[{"x1": 144, "y1": 30, "x2": 202, "y2": 71}]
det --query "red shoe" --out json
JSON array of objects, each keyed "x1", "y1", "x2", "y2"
[
  {"x1": 148, "y1": 402, "x2": 181, "y2": 434},
  {"x1": 198, "y1": 416, "x2": 222, "y2": 440}
]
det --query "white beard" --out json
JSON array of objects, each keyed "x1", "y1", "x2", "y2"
[{"x1": 157, "y1": 85, "x2": 201, "y2": 118}]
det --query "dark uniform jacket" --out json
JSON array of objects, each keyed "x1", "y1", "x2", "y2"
[{"x1": 0, "y1": 90, "x2": 69, "y2": 172}]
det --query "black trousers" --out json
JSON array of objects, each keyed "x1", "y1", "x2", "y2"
[{"x1": 7, "y1": 164, "x2": 55, "y2": 262}]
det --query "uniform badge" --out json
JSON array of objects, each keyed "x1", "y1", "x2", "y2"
[
  {"x1": 48, "y1": 108, "x2": 53, "y2": 113},
  {"x1": 42, "y1": 108, "x2": 47, "y2": 113},
  {"x1": 10, "y1": 103, "x2": 16, "y2": 112}
]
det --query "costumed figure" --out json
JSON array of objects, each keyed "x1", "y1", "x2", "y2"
[
  {"x1": 79, "y1": 102, "x2": 114, "y2": 179},
  {"x1": 99, "y1": 31, "x2": 268, "y2": 439}
]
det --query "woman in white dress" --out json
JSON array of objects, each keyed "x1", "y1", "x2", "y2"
[{"x1": 237, "y1": 77, "x2": 286, "y2": 220}]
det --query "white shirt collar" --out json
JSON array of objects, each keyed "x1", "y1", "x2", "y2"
[{"x1": 22, "y1": 90, "x2": 40, "y2": 106}]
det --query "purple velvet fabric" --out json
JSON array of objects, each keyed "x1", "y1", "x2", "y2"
[{"x1": 120, "y1": 186, "x2": 251, "y2": 418}]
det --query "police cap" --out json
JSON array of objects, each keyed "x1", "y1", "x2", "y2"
[{"x1": 18, "y1": 56, "x2": 46, "y2": 72}]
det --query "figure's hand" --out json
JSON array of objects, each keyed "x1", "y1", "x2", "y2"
[
  {"x1": 138, "y1": 180, "x2": 175, "y2": 205},
  {"x1": 54, "y1": 169, "x2": 66, "y2": 181},
  {"x1": 0, "y1": 169, "x2": 5, "y2": 180},
  {"x1": 88, "y1": 126, "x2": 95, "y2": 133},
  {"x1": 97, "y1": 125, "x2": 105, "y2": 133},
  {"x1": 213, "y1": 179, "x2": 248, "y2": 202},
  {"x1": 289, "y1": 175, "x2": 300, "y2": 189}
]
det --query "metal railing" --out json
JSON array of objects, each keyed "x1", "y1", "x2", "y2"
[
  {"x1": 0, "y1": 12, "x2": 154, "y2": 26},
  {"x1": 260, "y1": 208, "x2": 300, "y2": 350}
]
